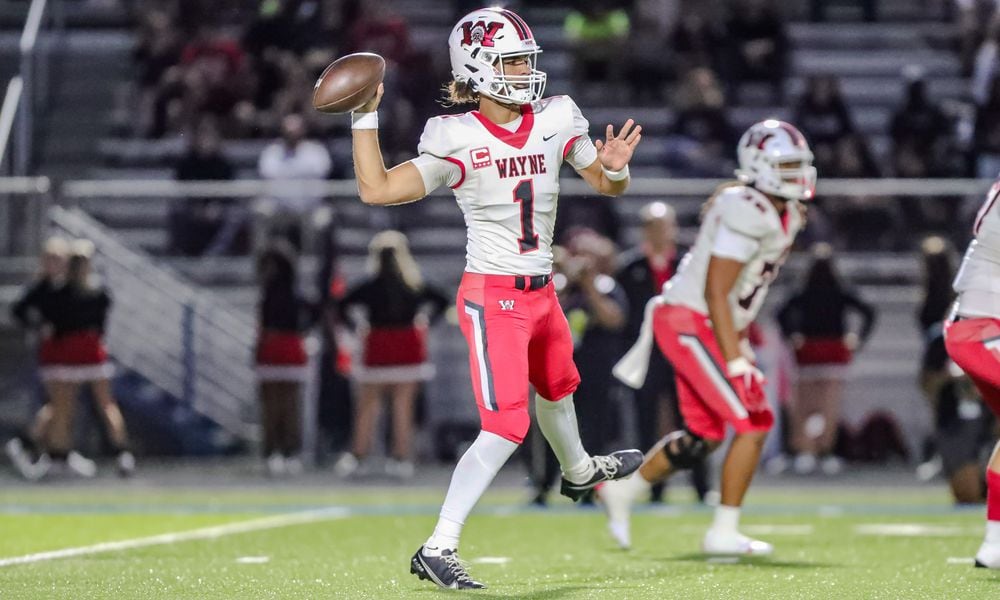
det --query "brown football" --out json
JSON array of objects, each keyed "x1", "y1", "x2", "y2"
[{"x1": 312, "y1": 52, "x2": 386, "y2": 114}]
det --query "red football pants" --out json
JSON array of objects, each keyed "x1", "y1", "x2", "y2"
[
  {"x1": 945, "y1": 316, "x2": 1000, "y2": 417},
  {"x1": 651, "y1": 303, "x2": 774, "y2": 441},
  {"x1": 456, "y1": 273, "x2": 580, "y2": 444}
]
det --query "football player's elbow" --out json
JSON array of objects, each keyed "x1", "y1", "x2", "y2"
[{"x1": 359, "y1": 187, "x2": 388, "y2": 205}]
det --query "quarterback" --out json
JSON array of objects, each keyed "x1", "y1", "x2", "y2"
[
  {"x1": 602, "y1": 120, "x2": 815, "y2": 555},
  {"x1": 944, "y1": 177, "x2": 1000, "y2": 569},
  {"x1": 348, "y1": 7, "x2": 643, "y2": 589}
]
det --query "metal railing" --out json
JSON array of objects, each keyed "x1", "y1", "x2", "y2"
[
  {"x1": 14, "y1": 0, "x2": 62, "y2": 176},
  {"x1": 48, "y1": 205, "x2": 260, "y2": 441}
]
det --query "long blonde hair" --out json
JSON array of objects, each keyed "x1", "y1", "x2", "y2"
[
  {"x1": 441, "y1": 80, "x2": 479, "y2": 107},
  {"x1": 366, "y1": 230, "x2": 423, "y2": 291}
]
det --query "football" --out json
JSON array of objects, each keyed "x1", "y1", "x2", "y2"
[{"x1": 312, "y1": 52, "x2": 386, "y2": 114}]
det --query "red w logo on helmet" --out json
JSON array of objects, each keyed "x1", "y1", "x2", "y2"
[
  {"x1": 746, "y1": 132, "x2": 774, "y2": 150},
  {"x1": 460, "y1": 21, "x2": 503, "y2": 47}
]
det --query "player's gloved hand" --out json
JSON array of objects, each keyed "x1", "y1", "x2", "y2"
[{"x1": 726, "y1": 357, "x2": 767, "y2": 412}]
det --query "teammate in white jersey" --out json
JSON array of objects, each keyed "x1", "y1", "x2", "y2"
[
  {"x1": 346, "y1": 7, "x2": 643, "y2": 589},
  {"x1": 944, "y1": 178, "x2": 1000, "y2": 569},
  {"x1": 599, "y1": 120, "x2": 815, "y2": 555}
]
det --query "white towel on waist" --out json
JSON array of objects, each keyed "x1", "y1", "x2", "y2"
[{"x1": 613, "y1": 296, "x2": 665, "y2": 389}]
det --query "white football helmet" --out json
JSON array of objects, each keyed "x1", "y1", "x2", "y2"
[
  {"x1": 448, "y1": 7, "x2": 546, "y2": 105},
  {"x1": 735, "y1": 120, "x2": 817, "y2": 201}
]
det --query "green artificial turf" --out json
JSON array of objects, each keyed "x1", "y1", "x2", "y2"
[{"x1": 0, "y1": 486, "x2": 996, "y2": 599}]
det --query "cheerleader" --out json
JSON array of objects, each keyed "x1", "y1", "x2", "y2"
[
  {"x1": 335, "y1": 231, "x2": 448, "y2": 479},
  {"x1": 9, "y1": 239, "x2": 134, "y2": 478},
  {"x1": 255, "y1": 240, "x2": 315, "y2": 476}
]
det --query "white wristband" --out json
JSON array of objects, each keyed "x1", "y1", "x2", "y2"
[
  {"x1": 601, "y1": 164, "x2": 629, "y2": 181},
  {"x1": 351, "y1": 111, "x2": 378, "y2": 130}
]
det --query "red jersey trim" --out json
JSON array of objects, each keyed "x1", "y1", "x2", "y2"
[
  {"x1": 443, "y1": 157, "x2": 466, "y2": 189},
  {"x1": 563, "y1": 135, "x2": 581, "y2": 159},
  {"x1": 470, "y1": 104, "x2": 534, "y2": 150}
]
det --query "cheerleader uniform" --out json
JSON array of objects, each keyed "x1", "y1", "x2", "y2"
[
  {"x1": 256, "y1": 283, "x2": 312, "y2": 382},
  {"x1": 30, "y1": 283, "x2": 114, "y2": 383},
  {"x1": 340, "y1": 278, "x2": 449, "y2": 384},
  {"x1": 776, "y1": 288, "x2": 876, "y2": 380}
]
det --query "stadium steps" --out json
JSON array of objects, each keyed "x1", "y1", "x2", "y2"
[{"x1": 35, "y1": 30, "x2": 134, "y2": 179}]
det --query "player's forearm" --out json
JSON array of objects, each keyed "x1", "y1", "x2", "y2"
[
  {"x1": 597, "y1": 173, "x2": 629, "y2": 197},
  {"x1": 352, "y1": 129, "x2": 391, "y2": 204},
  {"x1": 705, "y1": 293, "x2": 741, "y2": 362}
]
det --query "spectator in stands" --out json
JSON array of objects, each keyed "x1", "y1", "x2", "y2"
[
  {"x1": 257, "y1": 113, "x2": 332, "y2": 249},
  {"x1": 615, "y1": 202, "x2": 710, "y2": 503},
  {"x1": 776, "y1": 243, "x2": 877, "y2": 475},
  {"x1": 335, "y1": 231, "x2": 449, "y2": 479},
  {"x1": 624, "y1": 0, "x2": 680, "y2": 104},
  {"x1": 722, "y1": 0, "x2": 788, "y2": 104},
  {"x1": 891, "y1": 67, "x2": 952, "y2": 155},
  {"x1": 962, "y1": 0, "x2": 1000, "y2": 78},
  {"x1": 974, "y1": 76, "x2": 1000, "y2": 177},
  {"x1": 665, "y1": 67, "x2": 736, "y2": 176},
  {"x1": 170, "y1": 118, "x2": 244, "y2": 256},
  {"x1": 527, "y1": 230, "x2": 627, "y2": 505},
  {"x1": 255, "y1": 239, "x2": 314, "y2": 476},
  {"x1": 133, "y1": 8, "x2": 183, "y2": 135},
  {"x1": 810, "y1": 0, "x2": 877, "y2": 22},
  {"x1": 670, "y1": 2, "x2": 726, "y2": 74},
  {"x1": 794, "y1": 75, "x2": 856, "y2": 176},
  {"x1": 564, "y1": 0, "x2": 630, "y2": 103}
]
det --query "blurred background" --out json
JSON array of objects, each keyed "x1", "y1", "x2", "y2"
[{"x1": 0, "y1": 0, "x2": 995, "y2": 504}]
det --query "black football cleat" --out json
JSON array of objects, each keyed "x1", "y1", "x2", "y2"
[
  {"x1": 560, "y1": 449, "x2": 644, "y2": 501},
  {"x1": 410, "y1": 546, "x2": 486, "y2": 589}
]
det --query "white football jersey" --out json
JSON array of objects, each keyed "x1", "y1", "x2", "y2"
[
  {"x1": 662, "y1": 185, "x2": 803, "y2": 331},
  {"x1": 953, "y1": 180, "x2": 1000, "y2": 319},
  {"x1": 411, "y1": 95, "x2": 598, "y2": 275}
]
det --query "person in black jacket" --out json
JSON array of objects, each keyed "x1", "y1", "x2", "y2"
[
  {"x1": 335, "y1": 231, "x2": 449, "y2": 479},
  {"x1": 256, "y1": 239, "x2": 315, "y2": 476},
  {"x1": 615, "y1": 201, "x2": 710, "y2": 502},
  {"x1": 776, "y1": 243, "x2": 876, "y2": 475}
]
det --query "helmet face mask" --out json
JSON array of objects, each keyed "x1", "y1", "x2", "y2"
[
  {"x1": 449, "y1": 8, "x2": 546, "y2": 105},
  {"x1": 736, "y1": 120, "x2": 817, "y2": 201}
]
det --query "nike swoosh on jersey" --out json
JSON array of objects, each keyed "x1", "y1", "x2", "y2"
[{"x1": 542, "y1": 133, "x2": 557, "y2": 141}]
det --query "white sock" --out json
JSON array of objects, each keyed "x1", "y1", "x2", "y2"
[
  {"x1": 710, "y1": 504, "x2": 741, "y2": 534},
  {"x1": 424, "y1": 431, "x2": 518, "y2": 554},
  {"x1": 535, "y1": 394, "x2": 594, "y2": 484},
  {"x1": 604, "y1": 473, "x2": 652, "y2": 525},
  {"x1": 986, "y1": 520, "x2": 1000, "y2": 544}
]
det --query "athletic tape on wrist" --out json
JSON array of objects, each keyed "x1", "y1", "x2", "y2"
[
  {"x1": 601, "y1": 164, "x2": 629, "y2": 181},
  {"x1": 351, "y1": 111, "x2": 379, "y2": 130}
]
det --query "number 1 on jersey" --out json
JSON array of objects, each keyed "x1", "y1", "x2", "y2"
[{"x1": 514, "y1": 179, "x2": 539, "y2": 253}]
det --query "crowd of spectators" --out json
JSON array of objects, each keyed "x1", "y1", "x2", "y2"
[{"x1": 120, "y1": 0, "x2": 1000, "y2": 257}]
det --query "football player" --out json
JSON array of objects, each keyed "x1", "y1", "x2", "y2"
[
  {"x1": 347, "y1": 7, "x2": 644, "y2": 589},
  {"x1": 944, "y1": 177, "x2": 1000, "y2": 569},
  {"x1": 602, "y1": 120, "x2": 816, "y2": 554}
]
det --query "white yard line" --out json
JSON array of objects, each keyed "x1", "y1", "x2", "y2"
[{"x1": 0, "y1": 507, "x2": 350, "y2": 568}]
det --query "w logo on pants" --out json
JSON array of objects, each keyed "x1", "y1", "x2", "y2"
[{"x1": 498, "y1": 300, "x2": 515, "y2": 311}]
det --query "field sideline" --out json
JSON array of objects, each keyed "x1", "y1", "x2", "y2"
[{"x1": 0, "y1": 480, "x2": 997, "y2": 599}]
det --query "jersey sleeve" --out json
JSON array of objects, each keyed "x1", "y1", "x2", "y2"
[
  {"x1": 413, "y1": 117, "x2": 464, "y2": 193},
  {"x1": 717, "y1": 188, "x2": 775, "y2": 239},
  {"x1": 564, "y1": 97, "x2": 598, "y2": 170}
]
